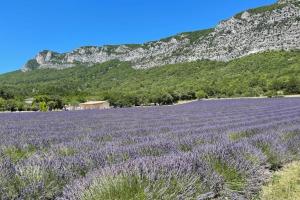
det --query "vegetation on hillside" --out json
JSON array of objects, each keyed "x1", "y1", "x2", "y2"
[
  {"x1": 160, "y1": 28, "x2": 214, "y2": 43},
  {"x1": 0, "y1": 50, "x2": 300, "y2": 109},
  {"x1": 235, "y1": 2, "x2": 288, "y2": 19}
]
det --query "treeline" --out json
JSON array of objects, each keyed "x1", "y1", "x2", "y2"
[
  {"x1": 0, "y1": 89, "x2": 24, "y2": 111},
  {"x1": 103, "y1": 90, "x2": 204, "y2": 107},
  {"x1": 0, "y1": 51, "x2": 300, "y2": 109},
  {"x1": 0, "y1": 99, "x2": 27, "y2": 112},
  {"x1": 102, "y1": 76, "x2": 300, "y2": 108},
  {"x1": 32, "y1": 95, "x2": 65, "y2": 111},
  {"x1": 0, "y1": 92, "x2": 65, "y2": 112}
]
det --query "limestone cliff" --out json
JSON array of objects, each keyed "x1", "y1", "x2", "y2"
[{"x1": 23, "y1": 0, "x2": 300, "y2": 71}]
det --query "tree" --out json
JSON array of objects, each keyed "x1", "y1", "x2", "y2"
[
  {"x1": 0, "y1": 89, "x2": 14, "y2": 100},
  {"x1": 31, "y1": 104, "x2": 39, "y2": 112},
  {"x1": 266, "y1": 90, "x2": 277, "y2": 98},
  {"x1": 180, "y1": 91, "x2": 196, "y2": 100},
  {"x1": 50, "y1": 96, "x2": 64, "y2": 109},
  {"x1": 16, "y1": 101, "x2": 25, "y2": 111},
  {"x1": 285, "y1": 77, "x2": 300, "y2": 94},
  {"x1": 169, "y1": 91, "x2": 181, "y2": 102},
  {"x1": 158, "y1": 93, "x2": 174, "y2": 105},
  {"x1": 47, "y1": 101, "x2": 57, "y2": 111},
  {"x1": 39, "y1": 102, "x2": 48, "y2": 112},
  {"x1": 6, "y1": 99, "x2": 18, "y2": 112},
  {"x1": 34, "y1": 95, "x2": 51, "y2": 104},
  {"x1": 33, "y1": 95, "x2": 64, "y2": 111},
  {"x1": 196, "y1": 90, "x2": 207, "y2": 99},
  {"x1": 0, "y1": 98, "x2": 6, "y2": 111},
  {"x1": 270, "y1": 79, "x2": 286, "y2": 91}
]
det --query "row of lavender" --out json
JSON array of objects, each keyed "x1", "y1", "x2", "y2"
[{"x1": 0, "y1": 98, "x2": 299, "y2": 199}]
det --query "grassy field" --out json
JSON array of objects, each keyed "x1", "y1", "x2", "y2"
[{"x1": 261, "y1": 161, "x2": 300, "y2": 200}]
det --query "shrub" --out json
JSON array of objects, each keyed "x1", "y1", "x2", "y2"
[
  {"x1": 82, "y1": 175, "x2": 147, "y2": 200},
  {"x1": 265, "y1": 90, "x2": 277, "y2": 98},
  {"x1": 81, "y1": 167, "x2": 205, "y2": 200},
  {"x1": 4, "y1": 145, "x2": 36, "y2": 163},
  {"x1": 0, "y1": 164, "x2": 65, "y2": 199},
  {"x1": 211, "y1": 159, "x2": 246, "y2": 191}
]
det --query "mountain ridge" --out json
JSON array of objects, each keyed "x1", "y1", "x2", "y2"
[{"x1": 23, "y1": 0, "x2": 300, "y2": 71}]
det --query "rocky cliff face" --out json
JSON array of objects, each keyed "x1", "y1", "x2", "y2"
[{"x1": 23, "y1": 0, "x2": 300, "y2": 71}]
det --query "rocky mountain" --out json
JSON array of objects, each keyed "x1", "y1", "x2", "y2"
[{"x1": 23, "y1": 0, "x2": 300, "y2": 71}]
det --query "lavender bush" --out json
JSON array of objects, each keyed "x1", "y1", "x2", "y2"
[{"x1": 0, "y1": 98, "x2": 299, "y2": 199}]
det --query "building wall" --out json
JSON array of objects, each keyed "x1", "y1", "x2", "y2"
[{"x1": 80, "y1": 102, "x2": 110, "y2": 110}]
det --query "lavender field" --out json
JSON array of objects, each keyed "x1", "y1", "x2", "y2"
[{"x1": 0, "y1": 98, "x2": 300, "y2": 199}]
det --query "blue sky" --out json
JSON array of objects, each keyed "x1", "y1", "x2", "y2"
[{"x1": 0, "y1": 0, "x2": 276, "y2": 74}]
